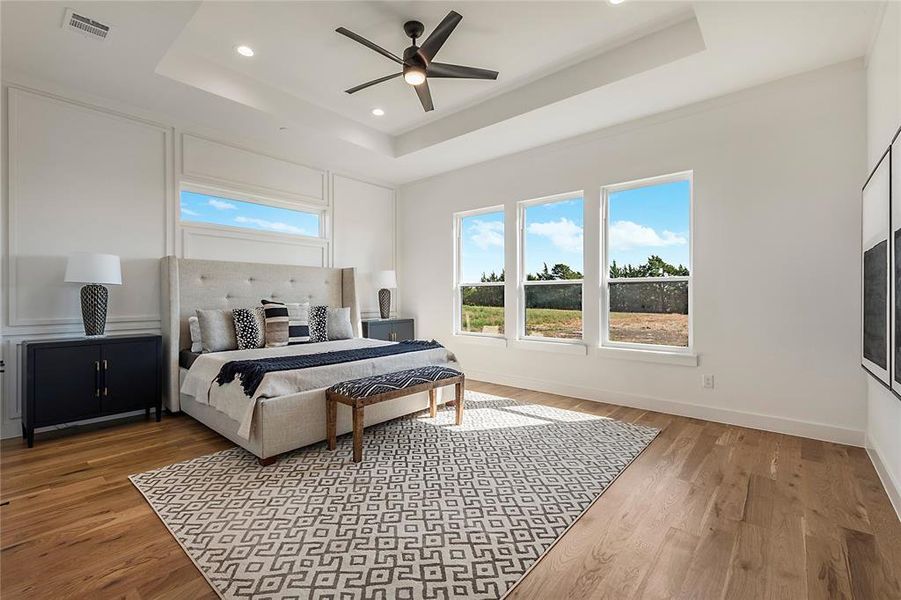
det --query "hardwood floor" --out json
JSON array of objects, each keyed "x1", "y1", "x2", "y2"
[{"x1": 2, "y1": 381, "x2": 899, "y2": 599}]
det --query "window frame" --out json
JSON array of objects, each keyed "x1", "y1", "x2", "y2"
[
  {"x1": 453, "y1": 205, "x2": 506, "y2": 339},
  {"x1": 178, "y1": 182, "x2": 328, "y2": 240},
  {"x1": 517, "y1": 191, "x2": 586, "y2": 344},
  {"x1": 601, "y1": 171, "x2": 693, "y2": 353}
]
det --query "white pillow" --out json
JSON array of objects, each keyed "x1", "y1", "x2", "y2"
[{"x1": 188, "y1": 316, "x2": 202, "y2": 353}]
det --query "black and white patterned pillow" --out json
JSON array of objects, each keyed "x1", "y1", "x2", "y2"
[
  {"x1": 233, "y1": 307, "x2": 265, "y2": 350},
  {"x1": 308, "y1": 305, "x2": 328, "y2": 343},
  {"x1": 286, "y1": 302, "x2": 310, "y2": 344}
]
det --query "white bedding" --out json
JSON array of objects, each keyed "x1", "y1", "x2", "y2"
[{"x1": 181, "y1": 338, "x2": 458, "y2": 439}]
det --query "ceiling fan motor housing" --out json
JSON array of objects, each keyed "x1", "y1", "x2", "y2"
[{"x1": 403, "y1": 46, "x2": 427, "y2": 69}]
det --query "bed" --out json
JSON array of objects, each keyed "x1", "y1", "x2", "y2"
[{"x1": 161, "y1": 257, "x2": 458, "y2": 462}]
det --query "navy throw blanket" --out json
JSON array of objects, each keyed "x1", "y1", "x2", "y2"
[{"x1": 215, "y1": 340, "x2": 445, "y2": 398}]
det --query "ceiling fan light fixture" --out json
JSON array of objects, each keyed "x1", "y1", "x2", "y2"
[{"x1": 403, "y1": 68, "x2": 426, "y2": 86}]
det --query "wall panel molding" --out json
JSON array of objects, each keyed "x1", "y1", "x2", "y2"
[
  {"x1": 6, "y1": 86, "x2": 171, "y2": 328},
  {"x1": 181, "y1": 225, "x2": 328, "y2": 268},
  {"x1": 180, "y1": 133, "x2": 327, "y2": 206},
  {"x1": 331, "y1": 174, "x2": 397, "y2": 318}
]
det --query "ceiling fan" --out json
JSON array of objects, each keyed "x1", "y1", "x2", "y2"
[{"x1": 336, "y1": 10, "x2": 499, "y2": 113}]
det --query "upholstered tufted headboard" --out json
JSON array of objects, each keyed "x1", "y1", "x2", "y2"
[{"x1": 160, "y1": 256, "x2": 361, "y2": 411}]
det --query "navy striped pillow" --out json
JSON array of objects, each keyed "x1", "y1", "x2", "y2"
[
  {"x1": 286, "y1": 302, "x2": 310, "y2": 344},
  {"x1": 261, "y1": 300, "x2": 310, "y2": 346},
  {"x1": 261, "y1": 300, "x2": 289, "y2": 347}
]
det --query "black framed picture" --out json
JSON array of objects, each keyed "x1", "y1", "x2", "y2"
[
  {"x1": 862, "y1": 147, "x2": 891, "y2": 386},
  {"x1": 891, "y1": 133, "x2": 901, "y2": 397}
]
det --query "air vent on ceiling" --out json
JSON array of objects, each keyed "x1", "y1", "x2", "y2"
[{"x1": 62, "y1": 8, "x2": 111, "y2": 42}]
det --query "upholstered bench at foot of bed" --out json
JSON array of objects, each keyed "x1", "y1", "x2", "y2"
[{"x1": 325, "y1": 366, "x2": 465, "y2": 462}]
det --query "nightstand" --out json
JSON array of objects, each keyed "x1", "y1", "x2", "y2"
[
  {"x1": 21, "y1": 334, "x2": 162, "y2": 447},
  {"x1": 361, "y1": 318, "x2": 415, "y2": 342}
]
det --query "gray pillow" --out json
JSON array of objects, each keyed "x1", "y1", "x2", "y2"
[
  {"x1": 327, "y1": 307, "x2": 353, "y2": 340},
  {"x1": 195, "y1": 308, "x2": 237, "y2": 352}
]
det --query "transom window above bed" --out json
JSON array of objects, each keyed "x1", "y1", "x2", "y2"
[
  {"x1": 455, "y1": 207, "x2": 505, "y2": 337},
  {"x1": 179, "y1": 188, "x2": 323, "y2": 238}
]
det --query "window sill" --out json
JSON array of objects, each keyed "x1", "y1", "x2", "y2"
[
  {"x1": 595, "y1": 345, "x2": 698, "y2": 367},
  {"x1": 510, "y1": 338, "x2": 588, "y2": 355},
  {"x1": 452, "y1": 334, "x2": 508, "y2": 348}
]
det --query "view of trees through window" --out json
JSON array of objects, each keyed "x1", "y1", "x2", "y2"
[
  {"x1": 458, "y1": 211, "x2": 505, "y2": 335},
  {"x1": 457, "y1": 176, "x2": 691, "y2": 348},
  {"x1": 606, "y1": 178, "x2": 691, "y2": 348},
  {"x1": 522, "y1": 197, "x2": 584, "y2": 339}
]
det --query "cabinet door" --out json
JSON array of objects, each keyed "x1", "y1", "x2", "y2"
[
  {"x1": 366, "y1": 322, "x2": 393, "y2": 341},
  {"x1": 394, "y1": 321, "x2": 414, "y2": 341},
  {"x1": 32, "y1": 345, "x2": 102, "y2": 425},
  {"x1": 102, "y1": 341, "x2": 158, "y2": 414}
]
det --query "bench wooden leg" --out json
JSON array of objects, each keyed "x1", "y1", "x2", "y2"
[
  {"x1": 429, "y1": 388, "x2": 437, "y2": 418},
  {"x1": 455, "y1": 380, "x2": 464, "y2": 426},
  {"x1": 352, "y1": 403, "x2": 364, "y2": 463},
  {"x1": 326, "y1": 394, "x2": 337, "y2": 451},
  {"x1": 258, "y1": 456, "x2": 276, "y2": 467}
]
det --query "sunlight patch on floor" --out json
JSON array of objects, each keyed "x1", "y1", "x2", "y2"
[{"x1": 416, "y1": 400, "x2": 606, "y2": 432}]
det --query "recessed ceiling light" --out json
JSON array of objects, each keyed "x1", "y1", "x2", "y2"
[
  {"x1": 608, "y1": 0, "x2": 626, "y2": 4},
  {"x1": 235, "y1": 45, "x2": 255, "y2": 57},
  {"x1": 371, "y1": 108, "x2": 385, "y2": 117}
]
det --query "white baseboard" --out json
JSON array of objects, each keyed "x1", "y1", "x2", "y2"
[
  {"x1": 865, "y1": 433, "x2": 901, "y2": 519},
  {"x1": 465, "y1": 369, "x2": 865, "y2": 447}
]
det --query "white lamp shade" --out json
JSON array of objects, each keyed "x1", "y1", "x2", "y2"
[
  {"x1": 371, "y1": 270, "x2": 397, "y2": 289},
  {"x1": 64, "y1": 253, "x2": 122, "y2": 285}
]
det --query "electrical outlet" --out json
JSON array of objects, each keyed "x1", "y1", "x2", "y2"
[{"x1": 702, "y1": 374, "x2": 715, "y2": 389}]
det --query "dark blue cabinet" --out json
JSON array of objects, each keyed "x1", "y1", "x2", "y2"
[
  {"x1": 362, "y1": 318, "x2": 414, "y2": 342},
  {"x1": 22, "y1": 334, "x2": 162, "y2": 447}
]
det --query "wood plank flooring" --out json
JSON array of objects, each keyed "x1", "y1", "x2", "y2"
[{"x1": 2, "y1": 381, "x2": 899, "y2": 599}]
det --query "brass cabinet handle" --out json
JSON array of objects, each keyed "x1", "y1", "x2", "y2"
[
  {"x1": 95, "y1": 361, "x2": 101, "y2": 397},
  {"x1": 103, "y1": 360, "x2": 108, "y2": 396}
]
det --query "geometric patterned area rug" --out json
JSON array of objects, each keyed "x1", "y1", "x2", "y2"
[{"x1": 130, "y1": 392, "x2": 659, "y2": 600}]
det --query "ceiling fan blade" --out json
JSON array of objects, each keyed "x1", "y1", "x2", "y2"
[
  {"x1": 427, "y1": 62, "x2": 498, "y2": 80},
  {"x1": 418, "y1": 11, "x2": 462, "y2": 61},
  {"x1": 414, "y1": 79, "x2": 434, "y2": 112},
  {"x1": 345, "y1": 72, "x2": 402, "y2": 94},
  {"x1": 336, "y1": 27, "x2": 404, "y2": 65}
]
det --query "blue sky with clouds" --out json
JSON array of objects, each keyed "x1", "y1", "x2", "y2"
[
  {"x1": 460, "y1": 180, "x2": 690, "y2": 281},
  {"x1": 524, "y1": 198, "x2": 584, "y2": 276},
  {"x1": 180, "y1": 191, "x2": 320, "y2": 237},
  {"x1": 608, "y1": 180, "x2": 690, "y2": 269},
  {"x1": 460, "y1": 210, "x2": 505, "y2": 282}
]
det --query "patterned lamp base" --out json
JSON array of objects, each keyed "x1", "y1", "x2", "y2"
[
  {"x1": 80, "y1": 284, "x2": 109, "y2": 336},
  {"x1": 378, "y1": 288, "x2": 391, "y2": 319}
]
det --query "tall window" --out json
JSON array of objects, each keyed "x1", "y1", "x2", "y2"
[
  {"x1": 179, "y1": 188, "x2": 323, "y2": 238},
  {"x1": 603, "y1": 173, "x2": 691, "y2": 350},
  {"x1": 519, "y1": 193, "x2": 584, "y2": 340},
  {"x1": 455, "y1": 208, "x2": 505, "y2": 336}
]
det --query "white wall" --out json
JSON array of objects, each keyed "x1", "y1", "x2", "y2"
[
  {"x1": 865, "y1": 1, "x2": 901, "y2": 513},
  {"x1": 398, "y1": 61, "x2": 867, "y2": 445},
  {"x1": 332, "y1": 174, "x2": 397, "y2": 318},
  {"x1": 0, "y1": 81, "x2": 396, "y2": 438}
]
